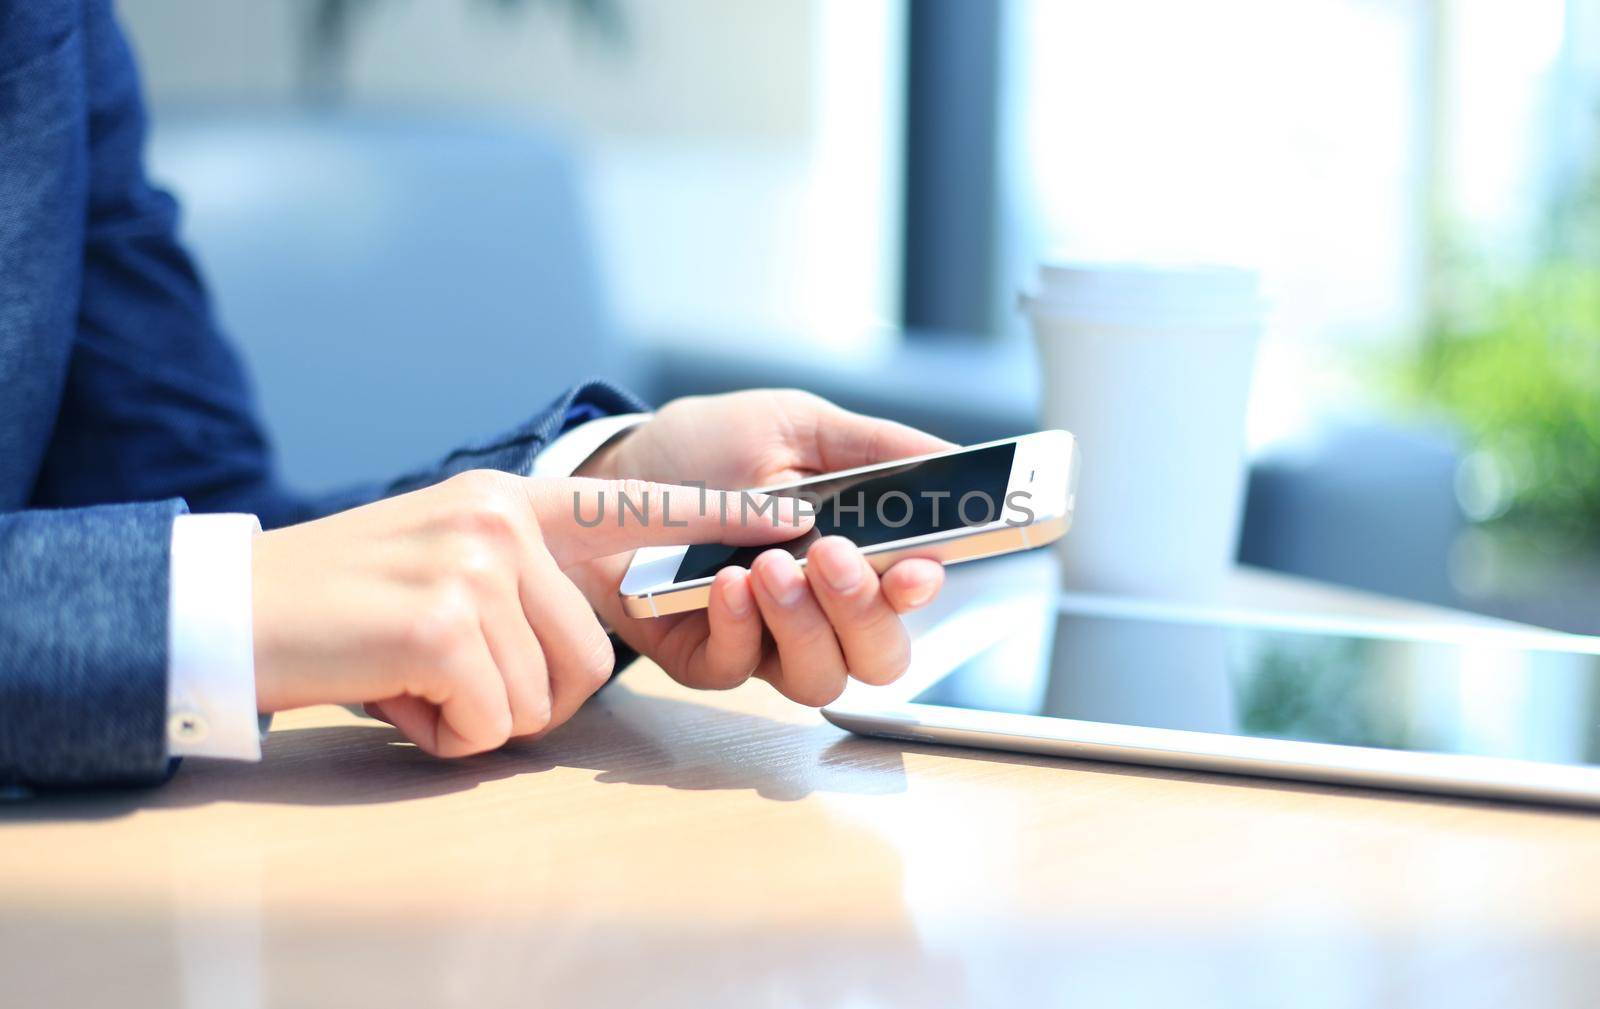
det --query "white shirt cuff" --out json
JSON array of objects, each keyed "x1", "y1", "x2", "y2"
[
  {"x1": 531, "y1": 413, "x2": 650, "y2": 479},
  {"x1": 167, "y1": 513, "x2": 264, "y2": 761}
]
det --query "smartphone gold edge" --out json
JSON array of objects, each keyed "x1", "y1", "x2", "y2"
[{"x1": 619, "y1": 516, "x2": 1070, "y2": 619}]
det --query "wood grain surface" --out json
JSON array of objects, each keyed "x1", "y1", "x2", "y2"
[{"x1": 3, "y1": 565, "x2": 1597, "y2": 1009}]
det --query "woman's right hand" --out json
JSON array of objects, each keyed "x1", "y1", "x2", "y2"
[{"x1": 250, "y1": 470, "x2": 810, "y2": 757}]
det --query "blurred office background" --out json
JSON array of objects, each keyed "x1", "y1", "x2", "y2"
[{"x1": 122, "y1": 0, "x2": 1600, "y2": 633}]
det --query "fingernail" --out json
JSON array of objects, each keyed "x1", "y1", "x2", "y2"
[
  {"x1": 757, "y1": 552, "x2": 806, "y2": 606},
  {"x1": 903, "y1": 577, "x2": 938, "y2": 609},
  {"x1": 813, "y1": 539, "x2": 863, "y2": 592},
  {"x1": 721, "y1": 569, "x2": 754, "y2": 617},
  {"x1": 745, "y1": 494, "x2": 810, "y2": 526},
  {"x1": 776, "y1": 496, "x2": 813, "y2": 525}
]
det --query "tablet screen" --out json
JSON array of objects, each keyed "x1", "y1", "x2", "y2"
[{"x1": 914, "y1": 610, "x2": 1600, "y2": 767}]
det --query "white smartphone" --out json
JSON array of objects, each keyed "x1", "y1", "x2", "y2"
[{"x1": 618, "y1": 430, "x2": 1078, "y2": 618}]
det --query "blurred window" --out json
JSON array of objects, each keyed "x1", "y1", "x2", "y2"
[{"x1": 994, "y1": 0, "x2": 1583, "y2": 448}]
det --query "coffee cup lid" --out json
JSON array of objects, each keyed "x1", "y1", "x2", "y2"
[{"x1": 1021, "y1": 261, "x2": 1261, "y2": 327}]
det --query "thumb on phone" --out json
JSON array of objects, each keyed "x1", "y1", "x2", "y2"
[{"x1": 527, "y1": 477, "x2": 814, "y2": 567}]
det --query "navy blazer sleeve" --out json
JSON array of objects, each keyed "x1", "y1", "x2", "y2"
[
  {"x1": 0, "y1": 3, "x2": 645, "y2": 790},
  {"x1": 0, "y1": 501, "x2": 183, "y2": 788}
]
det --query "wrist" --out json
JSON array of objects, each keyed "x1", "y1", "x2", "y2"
[{"x1": 250, "y1": 528, "x2": 292, "y2": 713}]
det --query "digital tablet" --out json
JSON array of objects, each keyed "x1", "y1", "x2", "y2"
[{"x1": 823, "y1": 589, "x2": 1600, "y2": 808}]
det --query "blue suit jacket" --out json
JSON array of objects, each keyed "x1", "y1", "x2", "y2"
[{"x1": 0, "y1": 2, "x2": 642, "y2": 789}]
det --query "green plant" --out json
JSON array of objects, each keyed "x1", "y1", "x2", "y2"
[
  {"x1": 1403, "y1": 127, "x2": 1600, "y2": 548},
  {"x1": 1408, "y1": 257, "x2": 1600, "y2": 544}
]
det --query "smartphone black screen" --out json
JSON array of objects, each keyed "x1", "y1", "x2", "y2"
[{"x1": 672, "y1": 442, "x2": 1018, "y2": 584}]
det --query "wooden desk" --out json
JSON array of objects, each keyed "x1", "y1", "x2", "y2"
[{"x1": 4, "y1": 566, "x2": 1599, "y2": 1008}]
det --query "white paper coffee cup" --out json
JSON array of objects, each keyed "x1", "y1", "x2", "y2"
[{"x1": 1021, "y1": 262, "x2": 1261, "y2": 600}]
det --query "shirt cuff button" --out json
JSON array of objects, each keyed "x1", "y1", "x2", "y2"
[{"x1": 168, "y1": 711, "x2": 210, "y2": 745}]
